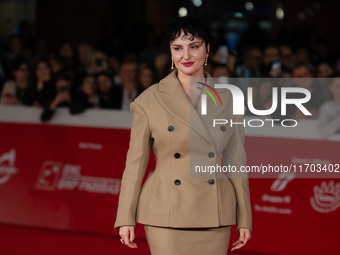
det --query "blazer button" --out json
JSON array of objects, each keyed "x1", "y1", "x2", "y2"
[
  {"x1": 220, "y1": 126, "x2": 226, "y2": 131},
  {"x1": 168, "y1": 125, "x2": 174, "y2": 132},
  {"x1": 174, "y1": 179, "x2": 181, "y2": 186},
  {"x1": 174, "y1": 153, "x2": 181, "y2": 159},
  {"x1": 208, "y1": 179, "x2": 215, "y2": 185},
  {"x1": 208, "y1": 152, "x2": 215, "y2": 158}
]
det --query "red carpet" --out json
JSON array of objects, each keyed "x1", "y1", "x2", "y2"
[
  {"x1": 0, "y1": 223, "x2": 260, "y2": 255},
  {"x1": 0, "y1": 223, "x2": 150, "y2": 255}
]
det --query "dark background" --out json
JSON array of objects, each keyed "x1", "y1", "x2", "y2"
[{"x1": 1, "y1": 0, "x2": 339, "y2": 54}]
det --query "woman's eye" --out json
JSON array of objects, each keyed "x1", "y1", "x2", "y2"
[
  {"x1": 174, "y1": 47, "x2": 181, "y2": 51},
  {"x1": 191, "y1": 45, "x2": 199, "y2": 49}
]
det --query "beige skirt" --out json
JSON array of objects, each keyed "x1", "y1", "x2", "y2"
[{"x1": 144, "y1": 225, "x2": 232, "y2": 255}]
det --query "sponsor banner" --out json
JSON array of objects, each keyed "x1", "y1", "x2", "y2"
[
  {"x1": 0, "y1": 122, "x2": 155, "y2": 238},
  {"x1": 243, "y1": 136, "x2": 339, "y2": 254},
  {"x1": 0, "y1": 149, "x2": 18, "y2": 185}
]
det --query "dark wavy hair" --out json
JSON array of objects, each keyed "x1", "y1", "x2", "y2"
[{"x1": 163, "y1": 16, "x2": 213, "y2": 55}]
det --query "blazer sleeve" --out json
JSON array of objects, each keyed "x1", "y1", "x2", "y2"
[
  {"x1": 114, "y1": 101, "x2": 152, "y2": 230},
  {"x1": 222, "y1": 114, "x2": 252, "y2": 234}
]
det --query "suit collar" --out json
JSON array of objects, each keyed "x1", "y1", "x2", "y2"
[
  {"x1": 158, "y1": 70, "x2": 180, "y2": 94},
  {"x1": 155, "y1": 70, "x2": 229, "y2": 146}
]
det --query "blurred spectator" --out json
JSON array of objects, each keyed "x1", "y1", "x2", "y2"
[
  {"x1": 211, "y1": 45, "x2": 228, "y2": 64},
  {"x1": 116, "y1": 61, "x2": 142, "y2": 111},
  {"x1": 96, "y1": 72, "x2": 118, "y2": 109},
  {"x1": 59, "y1": 42, "x2": 75, "y2": 69},
  {"x1": 317, "y1": 61, "x2": 335, "y2": 100},
  {"x1": 48, "y1": 54, "x2": 63, "y2": 75},
  {"x1": 317, "y1": 61, "x2": 334, "y2": 78},
  {"x1": 292, "y1": 64, "x2": 313, "y2": 78},
  {"x1": 227, "y1": 51, "x2": 237, "y2": 75},
  {"x1": 138, "y1": 64, "x2": 158, "y2": 91},
  {"x1": 154, "y1": 52, "x2": 171, "y2": 79},
  {"x1": 77, "y1": 43, "x2": 94, "y2": 74},
  {"x1": 70, "y1": 74, "x2": 99, "y2": 114},
  {"x1": 211, "y1": 63, "x2": 230, "y2": 83},
  {"x1": 108, "y1": 55, "x2": 121, "y2": 84},
  {"x1": 6, "y1": 36, "x2": 23, "y2": 58},
  {"x1": 280, "y1": 44, "x2": 295, "y2": 72},
  {"x1": 0, "y1": 56, "x2": 33, "y2": 105},
  {"x1": 41, "y1": 75, "x2": 72, "y2": 122},
  {"x1": 209, "y1": 45, "x2": 228, "y2": 76},
  {"x1": 319, "y1": 76, "x2": 340, "y2": 138},
  {"x1": 89, "y1": 51, "x2": 108, "y2": 74},
  {"x1": 61, "y1": 67, "x2": 77, "y2": 88},
  {"x1": 294, "y1": 47, "x2": 313, "y2": 71},
  {"x1": 291, "y1": 64, "x2": 325, "y2": 119},
  {"x1": 263, "y1": 45, "x2": 280, "y2": 66},
  {"x1": 32, "y1": 60, "x2": 54, "y2": 107},
  {"x1": 235, "y1": 46, "x2": 262, "y2": 78},
  {"x1": 1, "y1": 35, "x2": 29, "y2": 77},
  {"x1": 262, "y1": 45, "x2": 280, "y2": 76}
]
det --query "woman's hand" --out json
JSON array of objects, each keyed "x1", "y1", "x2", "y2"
[
  {"x1": 119, "y1": 226, "x2": 138, "y2": 248},
  {"x1": 231, "y1": 228, "x2": 251, "y2": 252}
]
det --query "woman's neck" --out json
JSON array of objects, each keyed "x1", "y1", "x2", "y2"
[
  {"x1": 177, "y1": 69, "x2": 205, "y2": 94},
  {"x1": 177, "y1": 69, "x2": 205, "y2": 107}
]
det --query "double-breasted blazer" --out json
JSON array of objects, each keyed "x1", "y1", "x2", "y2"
[{"x1": 114, "y1": 70, "x2": 252, "y2": 234}]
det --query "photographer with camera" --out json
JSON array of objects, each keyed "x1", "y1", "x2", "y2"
[
  {"x1": 69, "y1": 74, "x2": 99, "y2": 114},
  {"x1": 41, "y1": 75, "x2": 72, "y2": 122}
]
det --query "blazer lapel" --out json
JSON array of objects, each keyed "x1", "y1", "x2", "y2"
[{"x1": 155, "y1": 70, "x2": 215, "y2": 145}]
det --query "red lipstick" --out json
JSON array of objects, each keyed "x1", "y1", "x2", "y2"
[{"x1": 182, "y1": 61, "x2": 194, "y2": 67}]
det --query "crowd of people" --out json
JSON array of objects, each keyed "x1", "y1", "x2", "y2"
[
  {"x1": 0, "y1": 36, "x2": 164, "y2": 121},
  {"x1": 0, "y1": 25, "x2": 339, "y2": 137}
]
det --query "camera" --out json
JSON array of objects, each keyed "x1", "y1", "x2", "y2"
[{"x1": 271, "y1": 60, "x2": 282, "y2": 72}]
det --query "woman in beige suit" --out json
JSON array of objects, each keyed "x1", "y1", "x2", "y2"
[{"x1": 114, "y1": 17, "x2": 252, "y2": 255}]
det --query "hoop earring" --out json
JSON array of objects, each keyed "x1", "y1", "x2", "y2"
[
  {"x1": 171, "y1": 60, "x2": 174, "y2": 70},
  {"x1": 204, "y1": 57, "x2": 208, "y2": 66}
]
